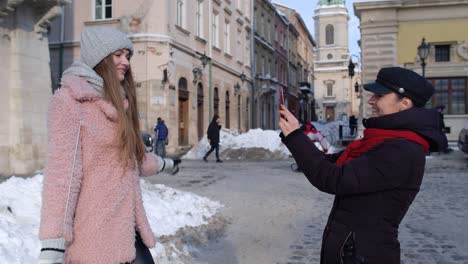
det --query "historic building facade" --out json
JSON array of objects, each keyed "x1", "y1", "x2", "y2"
[
  {"x1": 313, "y1": 0, "x2": 360, "y2": 122},
  {"x1": 274, "y1": 4, "x2": 317, "y2": 123},
  {"x1": 0, "y1": 0, "x2": 70, "y2": 176},
  {"x1": 252, "y1": 0, "x2": 277, "y2": 129},
  {"x1": 354, "y1": 0, "x2": 468, "y2": 141},
  {"x1": 48, "y1": 0, "x2": 253, "y2": 152}
]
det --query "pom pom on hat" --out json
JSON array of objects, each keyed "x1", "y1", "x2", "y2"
[{"x1": 80, "y1": 27, "x2": 133, "y2": 69}]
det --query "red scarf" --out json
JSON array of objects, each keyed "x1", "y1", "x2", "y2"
[{"x1": 335, "y1": 128, "x2": 429, "y2": 166}]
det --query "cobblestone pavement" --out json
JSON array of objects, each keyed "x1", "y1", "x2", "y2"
[
  {"x1": 283, "y1": 151, "x2": 468, "y2": 264},
  {"x1": 149, "y1": 150, "x2": 468, "y2": 264}
]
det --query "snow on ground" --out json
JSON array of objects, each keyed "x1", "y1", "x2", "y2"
[
  {"x1": 183, "y1": 122, "x2": 350, "y2": 160},
  {"x1": 0, "y1": 175, "x2": 222, "y2": 264}
]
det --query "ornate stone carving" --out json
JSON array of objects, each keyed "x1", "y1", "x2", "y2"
[
  {"x1": 34, "y1": 5, "x2": 62, "y2": 35},
  {"x1": 457, "y1": 41, "x2": 468, "y2": 61}
]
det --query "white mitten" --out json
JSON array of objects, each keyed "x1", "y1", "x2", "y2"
[
  {"x1": 38, "y1": 238, "x2": 66, "y2": 264},
  {"x1": 157, "y1": 156, "x2": 181, "y2": 175}
]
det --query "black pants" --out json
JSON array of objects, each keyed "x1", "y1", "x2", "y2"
[
  {"x1": 125, "y1": 233, "x2": 154, "y2": 264},
  {"x1": 204, "y1": 143, "x2": 220, "y2": 160}
]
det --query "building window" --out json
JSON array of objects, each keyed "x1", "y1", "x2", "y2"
[
  {"x1": 327, "y1": 83, "x2": 333, "y2": 96},
  {"x1": 267, "y1": 20, "x2": 271, "y2": 42},
  {"x1": 325, "y1": 24, "x2": 334, "y2": 45},
  {"x1": 435, "y1": 45, "x2": 450, "y2": 62},
  {"x1": 95, "y1": 0, "x2": 112, "y2": 20},
  {"x1": 224, "y1": 21, "x2": 231, "y2": 54},
  {"x1": 212, "y1": 12, "x2": 219, "y2": 48},
  {"x1": 176, "y1": 0, "x2": 185, "y2": 27},
  {"x1": 236, "y1": 28, "x2": 242, "y2": 62},
  {"x1": 245, "y1": 31, "x2": 250, "y2": 65},
  {"x1": 429, "y1": 78, "x2": 467, "y2": 114},
  {"x1": 196, "y1": 0, "x2": 204, "y2": 37}
]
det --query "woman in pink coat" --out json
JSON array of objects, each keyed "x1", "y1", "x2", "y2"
[{"x1": 38, "y1": 27, "x2": 181, "y2": 264}]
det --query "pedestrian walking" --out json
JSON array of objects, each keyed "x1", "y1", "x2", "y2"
[
  {"x1": 38, "y1": 27, "x2": 181, "y2": 264},
  {"x1": 279, "y1": 67, "x2": 448, "y2": 264},
  {"x1": 153, "y1": 117, "x2": 168, "y2": 158},
  {"x1": 203, "y1": 115, "x2": 223, "y2": 163},
  {"x1": 349, "y1": 115, "x2": 358, "y2": 136},
  {"x1": 435, "y1": 105, "x2": 453, "y2": 153}
]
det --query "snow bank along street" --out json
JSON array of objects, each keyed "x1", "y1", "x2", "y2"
[{"x1": 0, "y1": 175, "x2": 224, "y2": 264}]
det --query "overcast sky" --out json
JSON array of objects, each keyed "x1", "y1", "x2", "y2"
[{"x1": 272, "y1": 0, "x2": 361, "y2": 59}]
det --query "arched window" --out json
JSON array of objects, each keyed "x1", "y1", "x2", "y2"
[
  {"x1": 214, "y1": 87, "x2": 219, "y2": 115},
  {"x1": 225, "y1": 91, "x2": 230, "y2": 128},
  {"x1": 197, "y1": 83, "x2": 204, "y2": 140},
  {"x1": 237, "y1": 94, "x2": 241, "y2": 130},
  {"x1": 326, "y1": 24, "x2": 334, "y2": 45},
  {"x1": 327, "y1": 83, "x2": 333, "y2": 97}
]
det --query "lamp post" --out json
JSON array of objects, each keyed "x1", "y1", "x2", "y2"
[
  {"x1": 199, "y1": 52, "x2": 213, "y2": 118},
  {"x1": 417, "y1": 38, "x2": 430, "y2": 78},
  {"x1": 240, "y1": 71, "x2": 247, "y2": 84}
]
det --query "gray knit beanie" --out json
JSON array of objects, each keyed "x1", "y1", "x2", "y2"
[{"x1": 80, "y1": 27, "x2": 133, "y2": 69}]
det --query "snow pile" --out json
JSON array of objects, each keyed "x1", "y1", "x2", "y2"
[
  {"x1": 0, "y1": 175, "x2": 222, "y2": 263},
  {"x1": 183, "y1": 123, "x2": 352, "y2": 160},
  {"x1": 183, "y1": 128, "x2": 291, "y2": 160}
]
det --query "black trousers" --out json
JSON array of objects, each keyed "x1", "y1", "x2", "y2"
[
  {"x1": 125, "y1": 232, "x2": 155, "y2": 264},
  {"x1": 204, "y1": 143, "x2": 220, "y2": 160}
]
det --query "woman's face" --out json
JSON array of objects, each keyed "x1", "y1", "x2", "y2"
[
  {"x1": 368, "y1": 93, "x2": 406, "y2": 117},
  {"x1": 112, "y1": 49, "x2": 130, "y2": 82}
]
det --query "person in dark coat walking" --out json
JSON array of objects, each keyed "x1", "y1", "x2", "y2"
[
  {"x1": 349, "y1": 115, "x2": 358, "y2": 136},
  {"x1": 153, "y1": 117, "x2": 168, "y2": 158},
  {"x1": 203, "y1": 115, "x2": 223, "y2": 162},
  {"x1": 279, "y1": 67, "x2": 447, "y2": 264},
  {"x1": 435, "y1": 105, "x2": 453, "y2": 153}
]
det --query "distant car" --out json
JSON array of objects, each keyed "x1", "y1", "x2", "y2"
[{"x1": 458, "y1": 124, "x2": 468, "y2": 154}]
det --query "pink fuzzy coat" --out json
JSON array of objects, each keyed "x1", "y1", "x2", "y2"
[{"x1": 39, "y1": 75, "x2": 160, "y2": 263}]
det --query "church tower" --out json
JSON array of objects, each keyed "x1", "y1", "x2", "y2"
[{"x1": 313, "y1": 0, "x2": 358, "y2": 122}]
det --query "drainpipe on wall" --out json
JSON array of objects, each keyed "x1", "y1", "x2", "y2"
[
  {"x1": 208, "y1": 0, "x2": 213, "y2": 119},
  {"x1": 250, "y1": 0, "x2": 255, "y2": 129}
]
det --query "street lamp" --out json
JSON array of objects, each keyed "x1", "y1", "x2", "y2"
[
  {"x1": 197, "y1": 51, "x2": 213, "y2": 117},
  {"x1": 240, "y1": 71, "x2": 247, "y2": 84},
  {"x1": 417, "y1": 37, "x2": 430, "y2": 77},
  {"x1": 200, "y1": 52, "x2": 210, "y2": 68}
]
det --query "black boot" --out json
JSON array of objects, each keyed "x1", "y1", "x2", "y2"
[{"x1": 203, "y1": 156, "x2": 207, "y2": 162}]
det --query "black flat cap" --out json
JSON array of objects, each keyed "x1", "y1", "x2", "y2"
[{"x1": 363, "y1": 67, "x2": 435, "y2": 107}]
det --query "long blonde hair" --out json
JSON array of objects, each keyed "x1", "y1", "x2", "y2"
[{"x1": 94, "y1": 54, "x2": 145, "y2": 167}]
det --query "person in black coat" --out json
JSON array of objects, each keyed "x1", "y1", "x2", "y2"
[
  {"x1": 279, "y1": 67, "x2": 448, "y2": 264},
  {"x1": 203, "y1": 114, "x2": 223, "y2": 163}
]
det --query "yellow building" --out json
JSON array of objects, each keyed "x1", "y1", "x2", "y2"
[{"x1": 355, "y1": 0, "x2": 468, "y2": 141}]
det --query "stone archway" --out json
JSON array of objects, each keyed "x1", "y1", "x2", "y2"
[
  {"x1": 237, "y1": 94, "x2": 241, "y2": 131},
  {"x1": 214, "y1": 87, "x2": 219, "y2": 115},
  {"x1": 225, "y1": 91, "x2": 230, "y2": 129},
  {"x1": 178, "y1": 77, "x2": 189, "y2": 146}
]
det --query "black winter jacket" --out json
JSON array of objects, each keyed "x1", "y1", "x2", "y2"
[
  {"x1": 207, "y1": 115, "x2": 221, "y2": 144},
  {"x1": 281, "y1": 107, "x2": 447, "y2": 264}
]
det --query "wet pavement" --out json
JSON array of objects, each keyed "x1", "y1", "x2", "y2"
[{"x1": 151, "y1": 150, "x2": 468, "y2": 263}]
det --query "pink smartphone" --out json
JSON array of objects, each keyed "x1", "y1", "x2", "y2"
[{"x1": 279, "y1": 87, "x2": 284, "y2": 108}]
